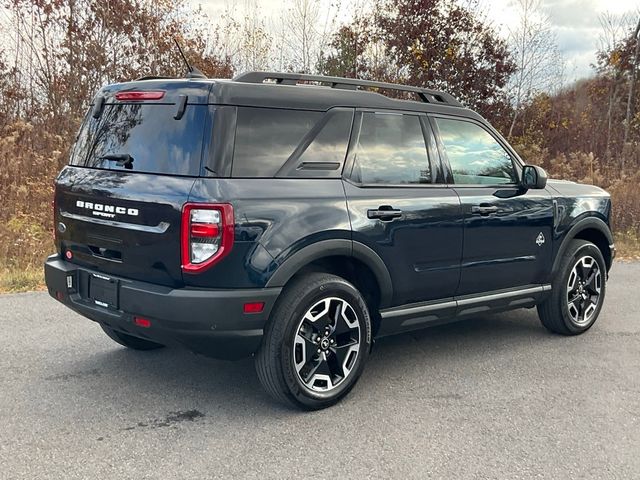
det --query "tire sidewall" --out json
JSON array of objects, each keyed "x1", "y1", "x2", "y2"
[
  {"x1": 558, "y1": 243, "x2": 607, "y2": 334},
  {"x1": 278, "y1": 278, "x2": 372, "y2": 408}
]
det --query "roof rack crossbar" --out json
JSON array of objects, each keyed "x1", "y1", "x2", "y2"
[{"x1": 232, "y1": 71, "x2": 462, "y2": 107}]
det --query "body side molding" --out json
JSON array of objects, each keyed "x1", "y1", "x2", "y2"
[
  {"x1": 377, "y1": 284, "x2": 551, "y2": 337},
  {"x1": 381, "y1": 284, "x2": 551, "y2": 319}
]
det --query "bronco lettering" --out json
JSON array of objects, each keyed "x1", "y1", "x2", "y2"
[{"x1": 76, "y1": 200, "x2": 138, "y2": 217}]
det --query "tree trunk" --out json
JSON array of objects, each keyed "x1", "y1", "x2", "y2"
[
  {"x1": 605, "y1": 80, "x2": 617, "y2": 167},
  {"x1": 508, "y1": 108, "x2": 520, "y2": 139},
  {"x1": 623, "y1": 18, "x2": 640, "y2": 145}
]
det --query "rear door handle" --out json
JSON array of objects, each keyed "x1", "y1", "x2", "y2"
[
  {"x1": 471, "y1": 205, "x2": 499, "y2": 216},
  {"x1": 367, "y1": 206, "x2": 402, "y2": 221}
]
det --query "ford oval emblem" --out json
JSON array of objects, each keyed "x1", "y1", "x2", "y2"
[{"x1": 58, "y1": 222, "x2": 67, "y2": 233}]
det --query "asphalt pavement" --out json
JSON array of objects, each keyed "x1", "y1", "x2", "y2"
[{"x1": 1, "y1": 262, "x2": 639, "y2": 479}]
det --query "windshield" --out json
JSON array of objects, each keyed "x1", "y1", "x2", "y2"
[{"x1": 70, "y1": 103, "x2": 208, "y2": 176}]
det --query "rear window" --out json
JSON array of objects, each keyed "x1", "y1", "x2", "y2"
[{"x1": 70, "y1": 104, "x2": 207, "y2": 176}]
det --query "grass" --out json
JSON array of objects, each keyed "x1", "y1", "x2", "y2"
[
  {"x1": 0, "y1": 266, "x2": 46, "y2": 293},
  {"x1": 613, "y1": 229, "x2": 640, "y2": 261},
  {"x1": 0, "y1": 230, "x2": 637, "y2": 294}
]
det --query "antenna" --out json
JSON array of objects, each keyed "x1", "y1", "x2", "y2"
[
  {"x1": 173, "y1": 38, "x2": 207, "y2": 79},
  {"x1": 174, "y1": 38, "x2": 193, "y2": 73}
]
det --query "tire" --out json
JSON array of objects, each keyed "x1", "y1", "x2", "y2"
[
  {"x1": 100, "y1": 324, "x2": 165, "y2": 350},
  {"x1": 255, "y1": 273, "x2": 372, "y2": 410},
  {"x1": 538, "y1": 239, "x2": 607, "y2": 335}
]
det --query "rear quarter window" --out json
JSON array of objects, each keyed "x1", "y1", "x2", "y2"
[
  {"x1": 70, "y1": 103, "x2": 207, "y2": 176},
  {"x1": 232, "y1": 107, "x2": 324, "y2": 177}
]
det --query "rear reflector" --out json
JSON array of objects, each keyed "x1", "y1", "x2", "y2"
[
  {"x1": 55, "y1": 291, "x2": 64, "y2": 301},
  {"x1": 190, "y1": 223, "x2": 220, "y2": 238},
  {"x1": 65, "y1": 250, "x2": 73, "y2": 260},
  {"x1": 115, "y1": 91, "x2": 165, "y2": 101},
  {"x1": 134, "y1": 317, "x2": 152, "y2": 328},
  {"x1": 243, "y1": 302, "x2": 265, "y2": 314}
]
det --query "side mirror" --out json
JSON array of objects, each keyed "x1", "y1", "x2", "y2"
[{"x1": 521, "y1": 165, "x2": 547, "y2": 190}]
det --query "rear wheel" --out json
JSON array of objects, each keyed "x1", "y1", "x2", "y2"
[
  {"x1": 100, "y1": 325, "x2": 165, "y2": 350},
  {"x1": 538, "y1": 239, "x2": 607, "y2": 335},
  {"x1": 256, "y1": 273, "x2": 372, "y2": 410}
]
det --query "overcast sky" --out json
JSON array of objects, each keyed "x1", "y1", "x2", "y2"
[
  {"x1": 487, "y1": 0, "x2": 639, "y2": 80},
  {"x1": 191, "y1": 0, "x2": 639, "y2": 82}
]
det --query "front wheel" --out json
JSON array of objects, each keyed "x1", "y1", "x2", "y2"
[
  {"x1": 255, "y1": 273, "x2": 372, "y2": 410},
  {"x1": 538, "y1": 239, "x2": 607, "y2": 335}
]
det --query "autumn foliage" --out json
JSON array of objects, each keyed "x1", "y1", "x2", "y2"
[
  {"x1": 0, "y1": 0, "x2": 639, "y2": 290},
  {"x1": 0, "y1": 0, "x2": 233, "y2": 288}
]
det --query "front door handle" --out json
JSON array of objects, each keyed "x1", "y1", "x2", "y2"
[
  {"x1": 471, "y1": 205, "x2": 499, "y2": 216},
  {"x1": 367, "y1": 206, "x2": 402, "y2": 221}
]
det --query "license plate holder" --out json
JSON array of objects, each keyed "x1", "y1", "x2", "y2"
[{"x1": 89, "y1": 274, "x2": 118, "y2": 309}]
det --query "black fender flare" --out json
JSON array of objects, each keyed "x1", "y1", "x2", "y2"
[
  {"x1": 552, "y1": 217, "x2": 614, "y2": 274},
  {"x1": 265, "y1": 239, "x2": 393, "y2": 306}
]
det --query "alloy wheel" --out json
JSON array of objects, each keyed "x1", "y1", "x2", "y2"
[
  {"x1": 566, "y1": 255, "x2": 602, "y2": 326},
  {"x1": 292, "y1": 297, "x2": 361, "y2": 393}
]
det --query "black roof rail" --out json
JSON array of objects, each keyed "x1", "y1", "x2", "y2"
[{"x1": 232, "y1": 71, "x2": 463, "y2": 107}]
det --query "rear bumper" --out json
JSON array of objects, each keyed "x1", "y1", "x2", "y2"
[{"x1": 44, "y1": 255, "x2": 281, "y2": 360}]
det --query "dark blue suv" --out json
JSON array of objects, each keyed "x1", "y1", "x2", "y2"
[{"x1": 45, "y1": 72, "x2": 615, "y2": 409}]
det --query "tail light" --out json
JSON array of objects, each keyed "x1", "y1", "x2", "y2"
[{"x1": 181, "y1": 203, "x2": 234, "y2": 273}]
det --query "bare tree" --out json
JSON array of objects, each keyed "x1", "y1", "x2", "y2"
[
  {"x1": 506, "y1": 0, "x2": 563, "y2": 139},
  {"x1": 217, "y1": 0, "x2": 273, "y2": 72},
  {"x1": 288, "y1": 0, "x2": 320, "y2": 72},
  {"x1": 597, "y1": 11, "x2": 635, "y2": 163},
  {"x1": 275, "y1": 0, "x2": 341, "y2": 73},
  {"x1": 623, "y1": 15, "x2": 640, "y2": 145}
]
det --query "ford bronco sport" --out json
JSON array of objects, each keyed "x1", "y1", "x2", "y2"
[{"x1": 45, "y1": 71, "x2": 615, "y2": 410}]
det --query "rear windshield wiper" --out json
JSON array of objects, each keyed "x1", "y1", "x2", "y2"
[{"x1": 101, "y1": 154, "x2": 134, "y2": 169}]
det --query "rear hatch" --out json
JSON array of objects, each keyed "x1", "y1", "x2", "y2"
[{"x1": 54, "y1": 80, "x2": 213, "y2": 287}]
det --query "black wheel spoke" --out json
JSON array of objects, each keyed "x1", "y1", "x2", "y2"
[
  {"x1": 585, "y1": 271, "x2": 600, "y2": 294},
  {"x1": 303, "y1": 356, "x2": 331, "y2": 383},
  {"x1": 580, "y1": 297, "x2": 589, "y2": 317},
  {"x1": 331, "y1": 343, "x2": 354, "y2": 372},
  {"x1": 578, "y1": 262, "x2": 591, "y2": 281},
  {"x1": 326, "y1": 351, "x2": 345, "y2": 379},
  {"x1": 568, "y1": 293, "x2": 582, "y2": 306},
  {"x1": 302, "y1": 335, "x2": 318, "y2": 363},
  {"x1": 334, "y1": 315, "x2": 358, "y2": 338},
  {"x1": 309, "y1": 313, "x2": 331, "y2": 332}
]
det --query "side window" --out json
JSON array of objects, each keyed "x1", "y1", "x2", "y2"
[
  {"x1": 232, "y1": 107, "x2": 322, "y2": 177},
  {"x1": 434, "y1": 117, "x2": 516, "y2": 185},
  {"x1": 351, "y1": 112, "x2": 431, "y2": 185},
  {"x1": 276, "y1": 109, "x2": 353, "y2": 178}
]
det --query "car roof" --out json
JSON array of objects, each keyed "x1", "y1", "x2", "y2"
[
  {"x1": 98, "y1": 72, "x2": 482, "y2": 121},
  {"x1": 209, "y1": 78, "x2": 480, "y2": 119}
]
